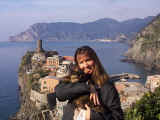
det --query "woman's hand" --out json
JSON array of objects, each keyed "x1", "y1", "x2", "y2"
[
  {"x1": 90, "y1": 85, "x2": 100, "y2": 105},
  {"x1": 85, "y1": 104, "x2": 91, "y2": 120},
  {"x1": 90, "y1": 92, "x2": 100, "y2": 105}
]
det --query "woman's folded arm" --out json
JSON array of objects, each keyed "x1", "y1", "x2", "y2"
[{"x1": 55, "y1": 81, "x2": 90, "y2": 101}]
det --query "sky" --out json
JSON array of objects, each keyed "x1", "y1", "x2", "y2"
[{"x1": 0, "y1": 0, "x2": 160, "y2": 41}]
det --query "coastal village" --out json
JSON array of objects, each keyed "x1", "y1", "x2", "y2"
[
  {"x1": 20, "y1": 40, "x2": 76, "y2": 119},
  {"x1": 14, "y1": 40, "x2": 160, "y2": 120}
]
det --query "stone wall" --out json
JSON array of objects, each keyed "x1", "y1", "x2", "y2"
[{"x1": 30, "y1": 89, "x2": 48, "y2": 109}]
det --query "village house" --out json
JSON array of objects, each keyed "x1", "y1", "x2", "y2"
[
  {"x1": 63, "y1": 56, "x2": 74, "y2": 62},
  {"x1": 61, "y1": 60, "x2": 73, "y2": 66},
  {"x1": 56, "y1": 59, "x2": 74, "y2": 78},
  {"x1": 43, "y1": 55, "x2": 63, "y2": 72},
  {"x1": 56, "y1": 64, "x2": 71, "y2": 78},
  {"x1": 30, "y1": 75, "x2": 60, "y2": 109},
  {"x1": 55, "y1": 56, "x2": 74, "y2": 77},
  {"x1": 40, "y1": 76, "x2": 59, "y2": 93},
  {"x1": 145, "y1": 75, "x2": 160, "y2": 92}
]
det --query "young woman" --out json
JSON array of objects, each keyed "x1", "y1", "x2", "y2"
[{"x1": 55, "y1": 46, "x2": 124, "y2": 120}]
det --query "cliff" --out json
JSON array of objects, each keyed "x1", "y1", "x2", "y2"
[
  {"x1": 9, "y1": 17, "x2": 154, "y2": 42},
  {"x1": 10, "y1": 50, "x2": 59, "y2": 120},
  {"x1": 11, "y1": 51, "x2": 41, "y2": 120},
  {"x1": 125, "y1": 14, "x2": 160, "y2": 71}
]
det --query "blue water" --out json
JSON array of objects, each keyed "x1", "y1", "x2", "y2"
[{"x1": 0, "y1": 41, "x2": 148, "y2": 120}]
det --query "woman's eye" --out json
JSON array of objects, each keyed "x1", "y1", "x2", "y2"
[{"x1": 79, "y1": 61, "x2": 83, "y2": 64}]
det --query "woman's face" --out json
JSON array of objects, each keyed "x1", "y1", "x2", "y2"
[{"x1": 77, "y1": 54, "x2": 95, "y2": 74}]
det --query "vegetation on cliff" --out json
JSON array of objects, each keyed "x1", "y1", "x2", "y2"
[
  {"x1": 19, "y1": 51, "x2": 34, "y2": 75},
  {"x1": 140, "y1": 15, "x2": 160, "y2": 52},
  {"x1": 126, "y1": 14, "x2": 160, "y2": 70}
]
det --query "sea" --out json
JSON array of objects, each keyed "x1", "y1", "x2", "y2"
[{"x1": 0, "y1": 41, "x2": 149, "y2": 120}]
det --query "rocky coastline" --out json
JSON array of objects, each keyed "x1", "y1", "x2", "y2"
[
  {"x1": 124, "y1": 14, "x2": 160, "y2": 72},
  {"x1": 120, "y1": 57, "x2": 155, "y2": 72}
]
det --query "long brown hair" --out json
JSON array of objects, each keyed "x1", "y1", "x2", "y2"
[{"x1": 74, "y1": 46, "x2": 109, "y2": 87}]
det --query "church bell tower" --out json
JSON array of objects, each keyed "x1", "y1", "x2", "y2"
[{"x1": 36, "y1": 40, "x2": 44, "y2": 53}]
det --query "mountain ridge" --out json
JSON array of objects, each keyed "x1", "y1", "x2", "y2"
[{"x1": 9, "y1": 16, "x2": 154, "y2": 42}]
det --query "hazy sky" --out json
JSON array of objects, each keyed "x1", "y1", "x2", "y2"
[{"x1": 0, "y1": 0, "x2": 160, "y2": 41}]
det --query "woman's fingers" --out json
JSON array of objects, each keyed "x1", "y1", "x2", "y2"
[
  {"x1": 94, "y1": 93, "x2": 100, "y2": 105},
  {"x1": 90, "y1": 93, "x2": 96, "y2": 105},
  {"x1": 90, "y1": 93, "x2": 100, "y2": 105},
  {"x1": 93, "y1": 93, "x2": 97, "y2": 105},
  {"x1": 89, "y1": 85, "x2": 100, "y2": 105}
]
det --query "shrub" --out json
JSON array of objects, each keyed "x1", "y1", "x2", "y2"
[{"x1": 125, "y1": 87, "x2": 160, "y2": 120}]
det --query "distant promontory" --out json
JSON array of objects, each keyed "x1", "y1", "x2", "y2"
[
  {"x1": 9, "y1": 17, "x2": 154, "y2": 42},
  {"x1": 125, "y1": 14, "x2": 160, "y2": 71}
]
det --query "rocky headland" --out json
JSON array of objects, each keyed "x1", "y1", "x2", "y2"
[{"x1": 125, "y1": 14, "x2": 160, "y2": 71}]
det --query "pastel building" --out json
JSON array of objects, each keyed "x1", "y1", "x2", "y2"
[
  {"x1": 43, "y1": 55, "x2": 63, "y2": 72},
  {"x1": 40, "y1": 76, "x2": 59, "y2": 93},
  {"x1": 56, "y1": 64, "x2": 71, "y2": 78},
  {"x1": 145, "y1": 75, "x2": 160, "y2": 92},
  {"x1": 63, "y1": 56, "x2": 74, "y2": 62},
  {"x1": 56, "y1": 58, "x2": 74, "y2": 78}
]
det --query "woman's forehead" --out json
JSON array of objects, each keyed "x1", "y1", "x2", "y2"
[{"x1": 77, "y1": 54, "x2": 90, "y2": 60}]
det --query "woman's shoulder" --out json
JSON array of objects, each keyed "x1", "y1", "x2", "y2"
[
  {"x1": 100, "y1": 80, "x2": 118, "y2": 94},
  {"x1": 102, "y1": 80, "x2": 115, "y2": 89}
]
